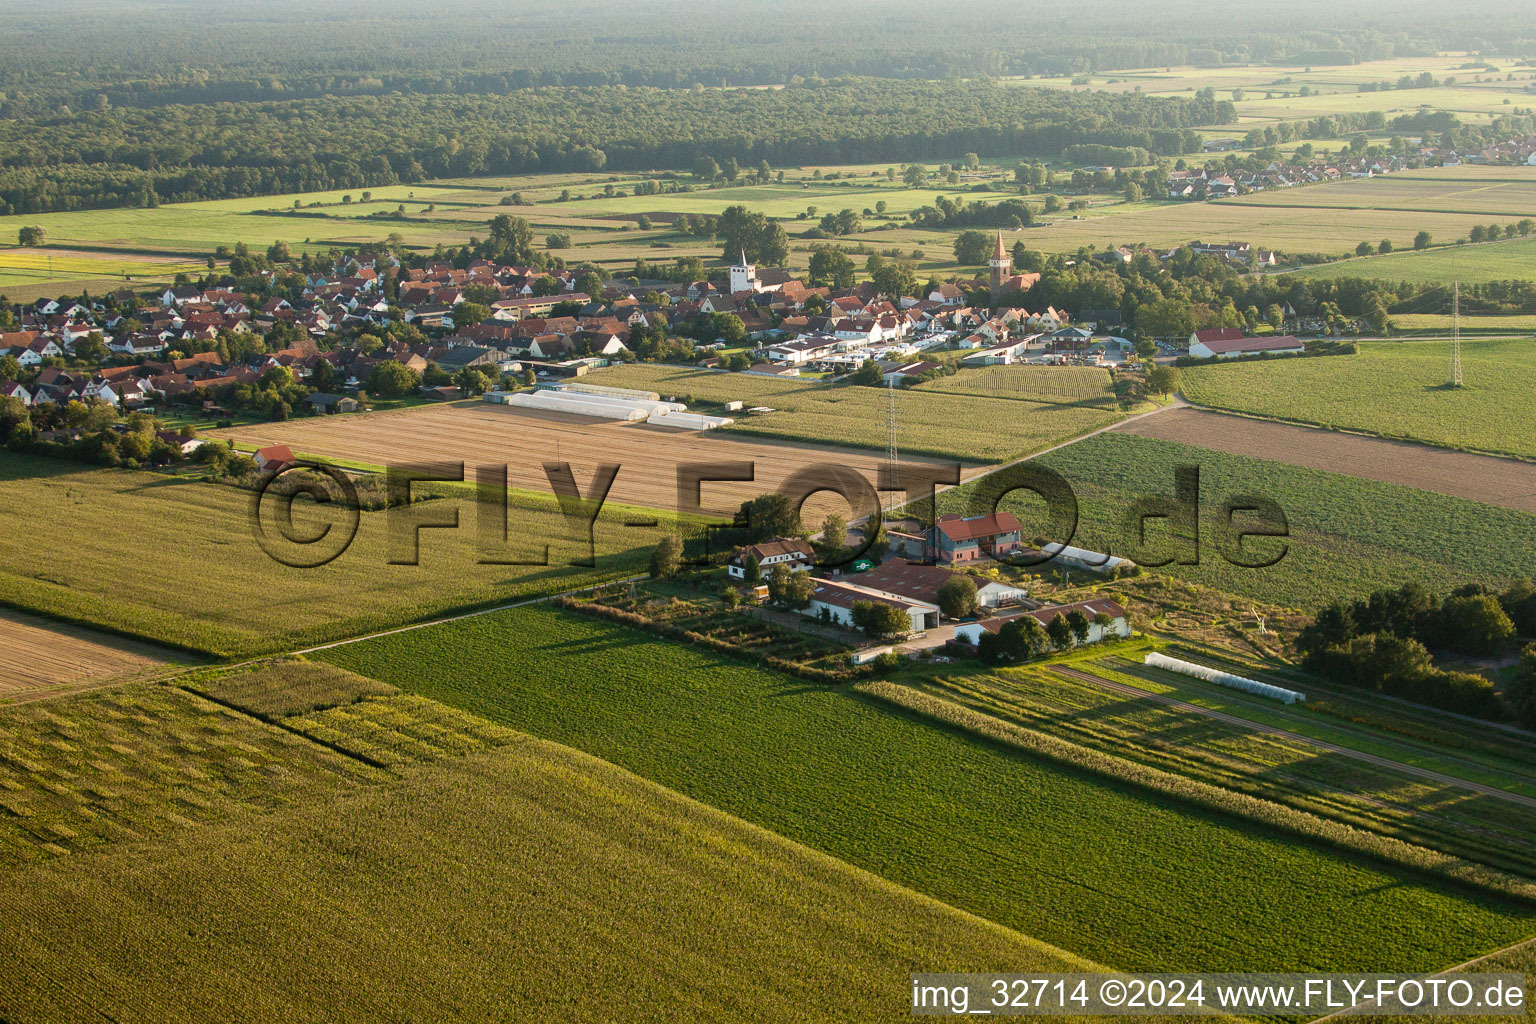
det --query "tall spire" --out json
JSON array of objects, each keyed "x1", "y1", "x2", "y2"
[
  {"x1": 993, "y1": 230, "x2": 1007, "y2": 262},
  {"x1": 740, "y1": 249, "x2": 749, "y2": 267}
]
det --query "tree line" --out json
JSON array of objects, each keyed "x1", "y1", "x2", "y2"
[{"x1": 0, "y1": 80, "x2": 1212, "y2": 215}]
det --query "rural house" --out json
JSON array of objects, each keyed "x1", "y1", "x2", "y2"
[{"x1": 728, "y1": 538, "x2": 816, "y2": 579}]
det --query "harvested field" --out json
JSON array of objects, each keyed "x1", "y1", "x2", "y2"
[
  {"x1": 1116, "y1": 408, "x2": 1536, "y2": 514},
  {"x1": 0, "y1": 610, "x2": 180, "y2": 702},
  {"x1": 209, "y1": 402, "x2": 978, "y2": 520}
]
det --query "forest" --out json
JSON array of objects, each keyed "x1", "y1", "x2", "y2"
[
  {"x1": 3, "y1": 0, "x2": 1535, "y2": 108},
  {"x1": 0, "y1": 81, "x2": 1210, "y2": 215}
]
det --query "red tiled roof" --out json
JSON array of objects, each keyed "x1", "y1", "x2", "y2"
[
  {"x1": 935, "y1": 512, "x2": 1022, "y2": 543},
  {"x1": 1191, "y1": 327, "x2": 1244, "y2": 344}
]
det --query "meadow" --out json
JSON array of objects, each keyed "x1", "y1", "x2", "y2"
[
  {"x1": 0, "y1": 452, "x2": 660, "y2": 657},
  {"x1": 0, "y1": 660, "x2": 1090, "y2": 1021},
  {"x1": 317, "y1": 603, "x2": 1536, "y2": 973},
  {"x1": 938, "y1": 431, "x2": 1536, "y2": 609},
  {"x1": 1178, "y1": 338, "x2": 1536, "y2": 459},
  {"x1": 590, "y1": 363, "x2": 1124, "y2": 462}
]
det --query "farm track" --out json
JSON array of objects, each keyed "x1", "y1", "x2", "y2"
[
  {"x1": 1049, "y1": 664, "x2": 1536, "y2": 810},
  {"x1": 1115, "y1": 407, "x2": 1536, "y2": 513}
]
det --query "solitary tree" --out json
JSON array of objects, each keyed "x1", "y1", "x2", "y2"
[
  {"x1": 17, "y1": 226, "x2": 44, "y2": 247},
  {"x1": 820, "y1": 513, "x2": 848, "y2": 552},
  {"x1": 1507, "y1": 645, "x2": 1536, "y2": 727},
  {"x1": 1046, "y1": 613, "x2": 1073, "y2": 650},
  {"x1": 1414, "y1": 230, "x2": 1432, "y2": 250},
  {"x1": 937, "y1": 575, "x2": 979, "y2": 620},
  {"x1": 767, "y1": 563, "x2": 814, "y2": 609},
  {"x1": 649, "y1": 533, "x2": 682, "y2": 578},
  {"x1": 851, "y1": 359, "x2": 883, "y2": 386},
  {"x1": 1066, "y1": 609, "x2": 1091, "y2": 646}
]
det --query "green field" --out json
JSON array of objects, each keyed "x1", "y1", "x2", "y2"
[
  {"x1": 590, "y1": 363, "x2": 1123, "y2": 462},
  {"x1": 912, "y1": 645, "x2": 1536, "y2": 878},
  {"x1": 316, "y1": 603, "x2": 1536, "y2": 973},
  {"x1": 0, "y1": 452, "x2": 661, "y2": 657},
  {"x1": 1292, "y1": 234, "x2": 1536, "y2": 284},
  {"x1": 937, "y1": 431, "x2": 1536, "y2": 609},
  {"x1": 1179, "y1": 339, "x2": 1536, "y2": 458},
  {"x1": 4, "y1": 154, "x2": 1534, "y2": 295},
  {"x1": 0, "y1": 662, "x2": 1093, "y2": 1021}
]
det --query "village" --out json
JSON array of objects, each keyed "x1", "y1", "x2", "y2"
[
  {"x1": 0, "y1": 223, "x2": 1349, "y2": 439},
  {"x1": 1167, "y1": 131, "x2": 1536, "y2": 200}
]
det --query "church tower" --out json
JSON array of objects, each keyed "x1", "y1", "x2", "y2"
[
  {"x1": 988, "y1": 230, "x2": 1011, "y2": 296},
  {"x1": 729, "y1": 250, "x2": 760, "y2": 294}
]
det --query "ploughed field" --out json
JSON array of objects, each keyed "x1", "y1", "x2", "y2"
[
  {"x1": 208, "y1": 400, "x2": 971, "y2": 521},
  {"x1": 1115, "y1": 407, "x2": 1536, "y2": 513},
  {"x1": 0, "y1": 611, "x2": 180, "y2": 701}
]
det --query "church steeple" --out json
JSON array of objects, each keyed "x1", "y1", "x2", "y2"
[{"x1": 988, "y1": 230, "x2": 1012, "y2": 297}]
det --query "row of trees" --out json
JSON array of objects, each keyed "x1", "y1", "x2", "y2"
[{"x1": 1295, "y1": 581, "x2": 1536, "y2": 720}]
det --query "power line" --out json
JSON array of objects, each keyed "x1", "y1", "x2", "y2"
[
  {"x1": 1450, "y1": 279, "x2": 1463, "y2": 388},
  {"x1": 885, "y1": 378, "x2": 898, "y2": 514}
]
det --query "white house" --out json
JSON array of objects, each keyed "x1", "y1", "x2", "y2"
[
  {"x1": 0, "y1": 382, "x2": 32, "y2": 407},
  {"x1": 728, "y1": 538, "x2": 816, "y2": 579},
  {"x1": 954, "y1": 597, "x2": 1131, "y2": 646},
  {"x1": 16, "y1": 338, "x2": 62, "y2": 366},
  {"x1": 1190, "y1": 334, "x2": 1305, "y2": 360}
]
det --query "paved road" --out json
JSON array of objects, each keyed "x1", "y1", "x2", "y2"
[{"x1": 1049, "y1": 664, "x2": 1536, "y2": 810}]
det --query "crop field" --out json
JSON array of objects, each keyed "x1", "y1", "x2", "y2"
[
  {"x1": 1392, "y1": 312, "x2": 1536, "y2": 332},
  {"x1": 1178, "y1": 339, "x2": 1536, "y2": 459},
  {"x1": 0, "y1": 610, "x2": 182, "y2": 702},
  {"x1": 1228, "y1": 174, "x2": 1536, "y2": 217},
  {"x1": 911, "y1": 647, "x2": 1536, "y2": 878},
  {"x1": 207, "y1": 401, "x2": 968, "y2": 521},
  {"x1": 1016, "y1": 55, "x2": 1536, "y2": 127},
  {"x1": 317, "y1": 603, "x2": 1536, "y2": 973},
  {"x1": 1293, "y1": 234, "x2": 1536, "y2": 284},
  {"x1": 912, "y1": 364, "x2": 1119, "y2": 405},
  {"x1": 0, "y1": 247, "x2": 206, "y2": 293},
  {"x1": 0, "y1": 679, "x2": 383, "y2": 866},
  {"x1": 588, "y1": 363, "x2": 1124, "y2": 461},
  {"x1": 0, "y1": 452, "x2": 657, "y2": 657},
  {"x1": 1115, "y1": 408, "x2": 1536, "y2": 513},
  {"x1": 0, "y1": 660, "x2": 1102, "y2": 1023},
  {"x1": 938, "y1": 431, "x2": 1536, "y2": 609},
  {"x1": 9, "y1": 154, "x2": 1535, "y2": 286}
]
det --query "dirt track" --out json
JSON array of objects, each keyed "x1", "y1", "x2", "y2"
[
  {"x1": 211, "y1": 402, "x2": 974, "y2": 519},
  {"x1": 0, "y1": 611, "x2": 175, "y2": 700},
  {"x1": 1116, "y1": 407, "x2": 1536, "y2": 513}
]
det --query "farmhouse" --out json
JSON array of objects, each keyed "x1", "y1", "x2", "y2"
[
  {"x1": 1191, "y1": 334, "x2": 1306, "y2": 359},
  {"x1": 254, "y1": 445, "x2": 297, "y2": 473},
  {"x1": 728, "y1": 538, "x2": 815, "y2": 579},
  {"x1": 305, "y1": 393, "x2": 361, "y2": 414},
  {"x1": 928, "y1": 512, "x2": 1023, "y2": 565}
]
